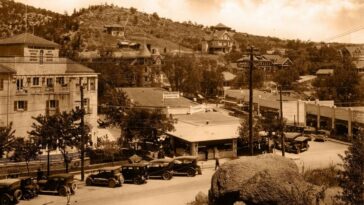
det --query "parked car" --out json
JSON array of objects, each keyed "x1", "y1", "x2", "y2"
[
  {"x1": 172, "y1": 156, "x2": 202, "y2": 177},
  {"x1": 121, "y1": 163, "x2": 148, "y2": 185},
  {"x1": 0, "y1": 179, "x2": 22, "y2": 205},
  {"x1": 19, "y1": 177, "x2": 39, "y2": 200},
  {"x1": 147, "y1": 159, "x2": 174, "y2": 180},
  {"x1": 86, "y1": 166, "x2": 124, "y2": 188},
  {"x1": 286, "y1": 136, "x2": 310, "y2": 154},
  {"x1": 37, "y1": 174, "x2": 76, "y2": 196},
  {"x1": 302, "y1": 127, "x2": 316, "y2": 141},
  {"x1": 314, "y1": 130, "x2": 330, "y2": 142}
]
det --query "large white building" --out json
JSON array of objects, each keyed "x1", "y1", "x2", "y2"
[{"x1": 0, "y1": 33, "x2": 98, "y2": 137}]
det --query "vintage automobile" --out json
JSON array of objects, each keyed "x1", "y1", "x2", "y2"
[
  {"x1": 0, "y1": 178, "x2": 22, "y2": 205},
  {"x1": 286, "y1": 136, "x2": 310, "y2": 154},
  {"x1": 147, "y1": 159, "x2": 174, "y2": 180},
  {"x1": 302, "y1": 127, "x2": 316, "y2": 141},
  {"x1": 172, "y1": 156, "x2": 202, "y2": 177},
  {"x1": 37, "y1": 174, "x2": 77, "y2": 196},
  {"x1": 19, "y1": 177, "x2": 39, "y2": 200},
  {"x1": 86, "y1": 166, "x2": 124, "y2": 188},
  {"x1": 314, "y1": 129, "x2": 330, "y2": 142},
  {"x1": 121, "y1": 163, "x2": 148, "y2": 185}
]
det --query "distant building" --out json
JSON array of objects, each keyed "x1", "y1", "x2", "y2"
[
  {"x1": 266, "y1": 48, "x2": 287, "y2": 56},
  {"x1": 202, "y1": 23, "x2": 236, "y2": 54},
  {"x1": 341, "y1": 46, "x2": 364, "y2": 73},
  {"x1": 0, "y1": 33, "x2": 98, "y2": 137},
  {"x1": 104, "y1": 24, "x2": 125, "y2": 38},
  {"x1": 222, "y1": 71, "x2": 236, "y2": 90},
  {"x1": 262, "y1": 54, "x2": 293, "y2": 70},
  {"x1": 316, "y1": 69, "x2": 334, "y2": 78},
  {"x1": 236, "y1": 55, "x2": 273, "y2": 72}
]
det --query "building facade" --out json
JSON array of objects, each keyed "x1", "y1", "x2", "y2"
[
  {"x1": 0, "y1": 33, "x2": 98, "y2": 137},
  {"x1": 202, "y1": 23, "x2": 236, "y2": 54}
]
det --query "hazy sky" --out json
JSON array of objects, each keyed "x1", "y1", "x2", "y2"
[{"x1": 16, "y1": 0, "x2": 364, "y2": 43}]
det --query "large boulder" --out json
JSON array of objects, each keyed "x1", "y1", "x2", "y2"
[{"x1": 209, "y1": 154, "x2": 320, "y2": 205}]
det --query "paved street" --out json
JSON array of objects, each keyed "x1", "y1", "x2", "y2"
[{"x1": 21, "y1": 140, "x2": 348, "y2": 205}]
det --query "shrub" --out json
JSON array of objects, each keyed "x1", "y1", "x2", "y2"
[{"x1": 303, "y1": 164, "x2": 340, "y2": 187}]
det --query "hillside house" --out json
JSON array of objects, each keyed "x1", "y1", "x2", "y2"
[
  {"x1": 104, "y1": 24, "x2": 125, "y2": 38},
  {"x1": 0, "y1": 33, "x2": 98, "y2": 137},
  {"x1": 262, "y1": 54, "x2": 293, "y2": 70},
  {"x1": 202, "y1": 23, "x2": 236, "y2": 54}
]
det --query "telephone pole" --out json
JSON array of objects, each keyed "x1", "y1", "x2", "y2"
[
  {"x1": 79, "y1": 77, "x2": 85, "y2": 181},
  {"x1": 248, "y1": 46, "x2": 254, "y2": 156},
  {"x1": 279, "y1": 85, "x2": 285, "y2": 157}
]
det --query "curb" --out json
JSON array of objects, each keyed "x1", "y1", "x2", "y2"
[{"x1": 326, "y1": 138, "x2": 351, "y2": 146}]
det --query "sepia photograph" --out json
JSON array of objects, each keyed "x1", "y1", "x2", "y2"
[{"x1": 0, "y1": 0, "x2": 363, "y2": 205}]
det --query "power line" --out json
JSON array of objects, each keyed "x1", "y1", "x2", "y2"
[{"x1": 324, "y1": 24, "x2": 364, "y2": 42}]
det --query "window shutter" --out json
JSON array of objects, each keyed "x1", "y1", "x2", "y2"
[
  {"x1": 24, "y1": 101, "x2": 28, "y2": 111},
  {"x1": 14, "y1": 101, "x2": 17, "y2": 111}
]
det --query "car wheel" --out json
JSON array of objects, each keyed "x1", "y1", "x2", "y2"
[
  {"x1": 70, "y1": 183, "x2": 77, "y2": 194},
  {"x1": 86, "y1": 178, "x2": 93, "y2": 186},
  {"x1": 133, "y1": 177, "x2": 143, "y2": 185},
  {"x1": 108, "y1": 179, "x2": 117, "y2": 188},
  {"x1": 162, "y1": 171, "x2": 172, "y2": 180},
  {"x1": 13, "y1": 189, "x2": 22, "y2": 202},
  {"x1": 187, "y1": 168, "x2": 196, "y2": 177},
  {"x1": 22, "y1": 190, "x2": 33, "y2": 200},
  {"x1": 58, "y1": 186, "x2": 69, "y2": 196},
  {"x1": 0, "y1": 194, "x2": 12, "y2": 205}
]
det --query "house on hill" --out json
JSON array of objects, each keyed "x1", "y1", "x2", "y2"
[
  {"x1": 262, "y1": 54, "x2": 293, "y2": 70},
  {"x1": 341, "y1": 46, "x2": 364, "y2": 73},
  {"x1": 0, "y1": 33, "x2": 98, "y2": 138},
  {"x1": 104, "y1": 24, "x2": 125, "y2": 38},
  {"x1": 202, "y1": 23, "x2": 237, "y2": 54}
]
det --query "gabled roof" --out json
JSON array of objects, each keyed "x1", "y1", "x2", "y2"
[
  {"x1": 0, "y1": 33, "x2": 59, "y2": 48},
  {"x1": 65, "y1": 60, "x2": 96, "y2": 74},
  {"x1": 0, "y1": 64, "x2": 16, "y2": 74},
  {"x1": 263, "y1": 54, "x2": 292, "y2": 65}
]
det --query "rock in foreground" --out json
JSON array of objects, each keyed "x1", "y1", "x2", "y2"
[{"x1": 209, "y1": 154, "x2": 320, "y2": 205}]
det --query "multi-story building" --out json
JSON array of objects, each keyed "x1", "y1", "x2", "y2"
[
  {"x1": 341, "y1": 46, "x2": 364, "y2": 73},
  {"x1": 0, "y1": 33, "x2": 98, "y2": 137},
  {"x1": 202, "y1": 23, "x2": 236, "y2": 54}
]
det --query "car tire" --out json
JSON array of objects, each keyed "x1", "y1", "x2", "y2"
[
  {"x1": 0, "y1": 194, "x2": 12, "y2": 205},
  {"x1": 162, "y1": 171, "x2": 172, "y2": 180},
  {"x1": 108, "y1": 179, "x2": 117, "y2": 188},
  {"x1": 85, "y1": 178, "x2": 93, "y2": 186},
  {"x1": 22, "y1": 190, "x2": 33, "y2": 200},
  {"x1": 58, "y1": 186, "x2": 69, "y2": 196},
  {"x1": 70, "y1": 183, "x2": 77, "y2": 194},
  {"x1": 187, "y1": 168, "x2": 196, "y2": 177},
  {"x1": 133, "y1": 177, "x2": 143, "y2": 185},
  {"x1": 13, "y1": 189, "x2": 22, "y2": 202}
]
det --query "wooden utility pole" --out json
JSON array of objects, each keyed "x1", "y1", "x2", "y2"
[
  {"x1": 279, "y1": 85, "x2": 285, "y2": 157},
  {"x1": 79, "y1": 77, "x2": 85, "y2": 181},
  {"x1": 248, "y1": 46, "x2": 254, "y2": 156}
]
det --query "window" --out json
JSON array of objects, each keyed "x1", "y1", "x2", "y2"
[
  {"x1": 89, "y1": 78, "x2": 96, "y2": 91},
  {"x1": 14, "y1": 101, "x2": 27, "y2": 111},
  {"x1": 46, "y1": 78, "x2": 53, "y2": 87},
  {"x1": 56, "y1": 77, "x2": 65, "y2": 85},
  {"x1": 33, "y1": 77, "x2": 40, "y2": 86},
  {"x1": 47, "y1": 100, "x2": 59, "y2": 109},
  {"x1": 16, "y1": 79, "x2": 24, "y2": 90},
  {"x1": 0, "y1": 79, "x2": 3, "y2": 91}
]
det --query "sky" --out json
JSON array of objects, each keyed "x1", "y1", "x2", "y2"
[{"x1": 16, "y1": 0, "x2": 364, "y2": 44}]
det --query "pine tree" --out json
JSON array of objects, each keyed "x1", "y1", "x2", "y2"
[{"x1": 337, "y1": 128, "x2": 364, "y2": 205}]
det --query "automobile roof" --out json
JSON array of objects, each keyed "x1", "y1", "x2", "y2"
[
  {"x1": 98, "y1": 166, "x2": 122, "y2": 171},
  {"x1": 294, "y1": 136, "x2": 310, "y2": 142},
  {"x1": 149, "y1": 159, "x2": 173, "y2": 163},
  {"x1": 49, "y1": 174, "x2": 74, "y2": 178},
  {"x1": 174, "y1": 156, "x2": 198, "y2": 160},
  {"x1": 122, "y1": 163, "x2": 148, "y2": 167},
  {"x1": 0, "y1": 178, "x2": 21, "y2": 186}
]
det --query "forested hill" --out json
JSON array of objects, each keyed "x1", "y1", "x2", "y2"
[{"x1": 0, "y1": 0, "x2": 356, "y2": 60}]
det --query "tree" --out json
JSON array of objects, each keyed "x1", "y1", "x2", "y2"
[
  {"x1": 238, "y1": 117, "x2": 261, "y2": 145},
  {"x1": 0, "y1": 122, "x2": 16, "y2": 158},
  {"x1": 29, "y1": 109, "x2": 90, "y2": 174},
  {"x1": 337, "y1": 128, "x2": 364, "y2": 205},
  {"x1": 273, "y1": 68, "x2": 300, "y2": 89},
  {"x1": 10, "y1": 137, "x2": 41, "y2": 175}
]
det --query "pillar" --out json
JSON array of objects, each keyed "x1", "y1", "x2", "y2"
[
  {"x1": 303, "y1": 102, "x2": 307, "y2": 127},
  {"x1": 317, "y1": 104, "x2": 321, "y2": 129},
  {"x1": 297, "y1": 100, "x2": 300, "y2": 126},
  {"x1": 232, "y1": 139, "x2": 237, "y2": 158},
  {"x1": 331, "y1": 106, "x2": 336, "y2": 131},
  {"x1": 348, "y1": 108, "x2": 352, "y2": 141},
  {"x1": 190, "y1": 142, "x2": 198, "y2": 156}
]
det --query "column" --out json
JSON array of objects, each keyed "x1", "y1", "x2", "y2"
[
  {"x1": 303, "y1": 102, "x2": 307, "y2": 127},
  {"x1": 232, "y1": 139, "x2": 237, "y2": 158},
  {"x1": 331, "y1": 106, "x2": 336, "y2": 131},
  {"x1": 297, "y1": 100, "x2": 300, "y2": 126},
  {"x1": 190, "y1": 142, "x2": 198, "y2": 156},
  {"x1": 317, "y1": 105, "x2": 321, "y2": 129},
  {"x1": 348, "y1": 108, "x2": 352, "y2": 141}
]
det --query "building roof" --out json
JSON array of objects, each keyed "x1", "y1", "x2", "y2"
[
  {"x1": 316, "y1": 69, "x2": 334, "y2": 75},
  {"x1": 0, "y1": 64, "x2": 16, "y2": 74},
  {"x1": 262, "y1": 54, "x2": 292, "y2": 65},
  {"x1": 222, "y1": 71, "x2": 236, "y2": 81},
  {"x1": 225, "y1": 89, "x2": 298, "y2": 103},
  {"x1": 167, "y1": 112, "x2": 240, "y2": 143},
  {"x1": 120, "y1": 87, "x2": 197, "y2": 108},
  {"x1": 353, "y1": 60, "x2": 364, "y2": 69},
  {"x1": 0, "y1": 33, "x2": 59, "y2": 48},
  {"x1": 65, "y1": 60, "x2": 96, "y2": 74},
  {"x1": 104, "y1": 24, "x2": 124, "y2": 28}
]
